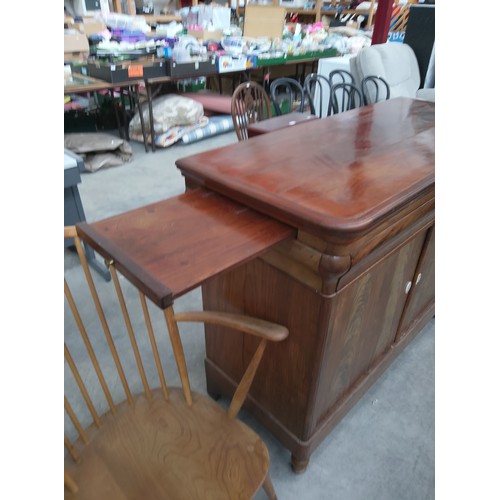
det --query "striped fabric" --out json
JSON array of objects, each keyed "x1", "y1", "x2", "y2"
[{"x1": 181, "y1": 115, "x2": 235, "y2": 144}]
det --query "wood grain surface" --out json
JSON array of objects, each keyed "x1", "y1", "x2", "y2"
[
  {"x1": 247, "y1": 112, "x2": 317, "y2": 137},
  {"x1": 76, "y1": 188, "x2": 294, "y2": 309},
  {"x1": 65, "y1": 390, "x2": 270, "y2": 499},
  {"x1": 176, "y1": 98, "x2": 435, "y2": 240}
]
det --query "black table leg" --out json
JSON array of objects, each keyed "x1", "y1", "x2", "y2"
[
  {"x1": 65, "y1": 185, "x2": 111, "y2": 281},
  {"x1": 134, "y1": 84, "x2": 148, "y2": 153},
  {"x1": 146, "y1": 81, "x2": 155, "y2": 152},
  {"x1": 110, "y1": 89, "x2": 124, "y2": 138},
  {"x1": 84, "y1": 243, "x2": 111, "y2": 281},
  {"x1": 119, "y1": 88, "x2": 129, "y2": 140}
]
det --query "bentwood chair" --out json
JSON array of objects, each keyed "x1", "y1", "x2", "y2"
[
  {"x1": 269, "y1": 77, "x2": 306, "y2": 116},
  {"x1": 64, "y1": 226, "x2": 289, "y2": 499},
  {"x1": 360, "y1": 75, "x2": 391, "y2": 105},
  {"x1": 328, "y1": 69, "x2": 354, "y2": 88},
  {"x1": 303, "y1": 73, "x2": 333, "y2": 117},
  {"x1": 331, "y1": 82, "x2": 363, "y2": 114},
  {"x1": 231, "y1": 81, "x2": 273, "y2": 141}
]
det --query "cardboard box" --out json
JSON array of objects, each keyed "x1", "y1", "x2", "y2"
[
  {"x1": 84, "y1": 60, "x2": 167, "y2": 83},
  {"x1": 75, "y1": 18, "x2": 107, "y2": 36},
  {"x1": 243, "y1": 6, "x2": 286, "y2": 39},
  {"x1": 187, "y1": 29, "x2": 223, "y2": 42},
  {"x1": 64, "y1": 52, "x2": 89, "y2": 62},
  {"x1": 64, "y1": 33, "x2": 90, "y2": 54},
  {"x1": 165, "y1": 58, "x2": 217, "y2": 78},
  {"x1": 217, "y1": 55, "x2": 248, "y2": 73}
]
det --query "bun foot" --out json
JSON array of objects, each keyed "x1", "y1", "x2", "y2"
[{"x1": 291, "y1": 454, "x2": 309, "y2": 474}]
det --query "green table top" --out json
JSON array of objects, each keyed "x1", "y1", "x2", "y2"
[{"x1": 253, "y1": 48, "x2": 338, "y2": 67}]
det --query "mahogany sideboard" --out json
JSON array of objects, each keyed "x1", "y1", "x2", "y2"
[
  {"x1": 77, "y1": 98, "x2": 434, "y2": 474},
  {"x1": 175, "y1": 97, "x2": 435, "y2": 472}
]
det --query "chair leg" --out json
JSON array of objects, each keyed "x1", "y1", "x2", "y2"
[{"x1": 262, "y1": 473, "x2": 278, "y2": 500}]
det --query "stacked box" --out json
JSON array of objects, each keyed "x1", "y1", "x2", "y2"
[
  {"x1": 165, "y1": 58, "x2": 217, "y2": 78},
  {"x1": 217, "y1": 55, "x2": 248, "y2": 73},
  {"x1": 83, "y1": 60, "x2": 167, "y2": 83},
  {"x1": 243, "y1": 6, "x2": 287, "y2": 39}
]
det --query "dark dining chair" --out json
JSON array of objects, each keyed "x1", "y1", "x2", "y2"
[
  {"x1": 231, "y1": 80, "x2": 273, "y2": 141},
  {"x1": 331, "y1": 82, "x2": 363, "y2": 114},
  {"x1": 361, "y1": 75, "x2": 391, "y2": 105},
  {"x1": 304, "y1": 73, "x2": 333, "y2": 117},
  {"x1": 328, "y1": 69, "x2": 355, "y2": 88},
  {"x1": 270, "y1": 77, "x2": 306, "y2": 116}
]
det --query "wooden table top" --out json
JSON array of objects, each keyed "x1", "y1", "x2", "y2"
[
  {"x1": 176, "y1": 97, "x2": 435, "y2": 241},
  {"x1": 76, "y1": 189, "x2": 293, "y2": 309},
  {"x1": 248, "y1": 112, "x2": 318, "y2": 137}
]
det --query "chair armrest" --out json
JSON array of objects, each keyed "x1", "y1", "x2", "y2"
[
  {"x1": 65, "y1": 225, "x2": 77, "y2": 238},
  {"x1": 175, "y1": 310, "x2": 289, "y2": 419},
  {"x1": 174, "y1": 310, "x2": 289, "y2": 342}
]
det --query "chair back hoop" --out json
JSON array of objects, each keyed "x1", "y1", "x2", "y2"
[
  {"x1": 269, "y1": 77, "x2": 306, "y2": 116},
  {"x1": 328, "y1": 69, "x2": 355, "y2": 87},
  {"x1": 231, "y1": 80, "x2": 272, "y2": 141},
  {"x1": 331, "y1": 82, "x2": 363, "y2": 114},
  {"x1": 361, "y1": 75, "x2": 391, "y2": 105},
  {"x1": 304, "y1": 73, "x2": 333, "y2": 117}
]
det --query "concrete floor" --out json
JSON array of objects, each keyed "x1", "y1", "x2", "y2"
[{"x1": 64, "y1": 129, "x2": 435, "y2": 500}]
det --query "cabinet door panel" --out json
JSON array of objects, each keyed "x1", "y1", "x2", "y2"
[
  {"x1": 314, "y1": 230, "x2": 427, "y2": 424},
  {"x1": 398, "y1": 226, "x2": 435, "y2": 338}
]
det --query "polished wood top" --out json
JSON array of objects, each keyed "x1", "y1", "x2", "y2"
[
  {"x1": 76, "y1": 189, "x2": 294, "y2": 309},
  {"x1": 176, "y1": 97, "x2": 435, "y2": 241},
  {"x1": 247, "y1": 112, "x2": 318, "y2": 137}
]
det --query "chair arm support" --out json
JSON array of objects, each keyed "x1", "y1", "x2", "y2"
[
  {"x1": 175, "y1": 311, "x2": 289, "y2": 418},
  {"x1": 65, "y1": 225, "x2": 77, "y2": 239},
  {"x1": 173, "y1": 311, "x2": 289, "y2": 342}
]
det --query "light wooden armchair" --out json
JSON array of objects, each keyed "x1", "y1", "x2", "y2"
[{"x1": 64, "y1": 226, "x2": 289, "y2": 499}]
